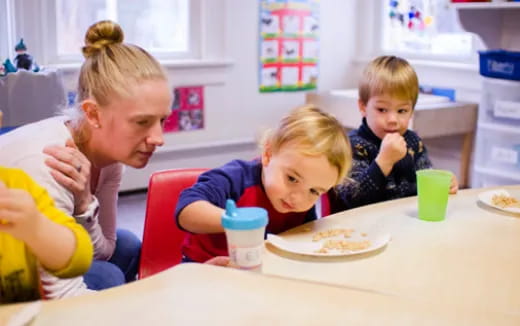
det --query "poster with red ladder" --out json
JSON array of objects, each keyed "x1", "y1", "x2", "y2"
[{"x1": 259, "y1": 0, "x2": 319, "y2": 92}]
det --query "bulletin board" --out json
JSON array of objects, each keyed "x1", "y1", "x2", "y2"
[
  {"x1": 164, "y1": 86, "x2": 204, "y2": 133},
  {"x1": 259, "y1": 0, "x2": 320, "y2": 92}
]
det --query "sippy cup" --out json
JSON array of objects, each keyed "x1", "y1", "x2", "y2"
[{"x1": 221, "y1": 199, "x2": 268, "y2": 271}]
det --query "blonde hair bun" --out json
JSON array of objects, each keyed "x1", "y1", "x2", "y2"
[{"x1": 82, "y1": 20, "x2": 124, "y2": 58}]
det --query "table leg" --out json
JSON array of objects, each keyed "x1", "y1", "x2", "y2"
[{"x1": 460, "y1": 132, "x2": 474, "y2": 188}]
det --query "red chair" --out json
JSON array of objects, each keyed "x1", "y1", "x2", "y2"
[
  {"x1": 320, "y1": 193, "x2": 331, "y2": 217},
  {"x1": 138, "y1": 168, "x2": 207, "y2": 279}
]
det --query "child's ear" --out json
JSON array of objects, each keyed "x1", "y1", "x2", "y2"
[
  {"x1": 261, "y1": 142, "x2": 272, "y2": 167},
  {"x1": 81, "y1": 100, "x2": 101, "y2": 129},
  {"x1": 358, "y1": 99, "x2": 367, "y2": 117}
]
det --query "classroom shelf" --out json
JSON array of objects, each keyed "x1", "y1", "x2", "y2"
[
  {"x1": 452, "y1": 2, "x2": 520, "y2": 10},
  {"x1": 455, "y1": 3, "x2": 520, "y2": 49},
  {"x1": 478, "y1": 122, "x2": 520, "y2": 134},
  {"x1": 455, "y1": 6, "x2": 520, "y2": 187}
]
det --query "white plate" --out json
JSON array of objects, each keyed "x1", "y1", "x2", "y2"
[
  {"x1": 266, "y1": 227, "x2": 391, "y2": 257},
  {"x1": 478, "y1": 189, "x2": 520, "y2": 214}
]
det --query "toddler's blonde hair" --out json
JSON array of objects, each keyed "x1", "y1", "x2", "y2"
[
  {"x1": 262, "y1": 105, "x2": 352, "y2": 184},
  {"x1": 359, "y1": 55, "x2": 419, "y2": 108}
]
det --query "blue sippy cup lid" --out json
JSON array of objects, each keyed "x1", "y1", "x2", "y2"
[{"x1": 221, "y1": 199, "x2": 268, "y2": 230}]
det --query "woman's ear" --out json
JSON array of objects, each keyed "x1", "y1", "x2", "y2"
[
  {"x1": 261, "y1": 142, "x2": 272, "y2": 167},
  {"x1": 80, "y1": 100, "x2": 101, "y2": 129}
]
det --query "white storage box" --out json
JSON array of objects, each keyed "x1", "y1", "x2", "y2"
[
  {"x1": 473, "y1": 166, "x2": 520, "y2": 188},
  {"x1": 480, "y1": 77, "x2": 520, "y2": 127},
  {"x1": 474, "y1": 123, "x2": 520, "y2": 176}
]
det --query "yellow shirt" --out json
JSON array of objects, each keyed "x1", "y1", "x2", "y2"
[{"x1": 0, "y1": 167, "x2": 93, "y2": 303}]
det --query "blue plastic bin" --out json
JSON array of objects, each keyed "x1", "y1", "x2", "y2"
[
  {"x1": 478, "y1": 50, "x2": 520, "y2": 81},
  {"x1": 0, "y1": 126, "x2": 17, "y2": 135}
]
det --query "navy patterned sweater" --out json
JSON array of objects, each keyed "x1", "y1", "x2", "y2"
[{"x1": 331, "y1": 118, "x2": 432, "y2": 213}]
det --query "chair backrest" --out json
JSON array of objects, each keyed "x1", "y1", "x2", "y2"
[
  {"x1": 138, "y1": 168, "x2": 207, "y2": 279},
  {"x1": 320, "y1": 193, "x2": 331, "y2": 217},
  {"x1": 0, "y1": 69, "x2": 66, "y2": 127}
]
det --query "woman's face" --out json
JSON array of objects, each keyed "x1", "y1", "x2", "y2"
[{"x1": 91, "y1": 79, "x2": 172, "y2": 168}]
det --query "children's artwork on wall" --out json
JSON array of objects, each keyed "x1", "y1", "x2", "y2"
[
  {"x1": 383, "y1": 0, "x2": 471, "y2": 56},
  {"x1": 163, "y1": 86, "x2": 204, "y2": 133},
  {"x1": 260, "y1": 12, "x2": 280, "y2": 35},
  {"x1": 259, "y1": 0, "x2": 319, "y2": 92}
]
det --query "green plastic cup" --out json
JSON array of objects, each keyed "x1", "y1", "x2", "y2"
[{"x1": 416, "y1": 169, "x2": 451, "y2": 221}]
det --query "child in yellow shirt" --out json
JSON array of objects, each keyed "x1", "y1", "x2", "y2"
[{"x1": 0, "y1": 166, "x2": 93, "y2": 303}]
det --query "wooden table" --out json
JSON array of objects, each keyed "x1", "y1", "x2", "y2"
[
  {"x1": 262, "y1": 186, "x2": 520, "y2": 319},
  {"x1": 306, "y1": 90, "x2": 478, "y2": 188},
  {"x1": 0, "y1": 263, "x2": 517, "y2": 325},
  {"x1": 1, "y1": 189, "x2": 519, "y2": 325}
]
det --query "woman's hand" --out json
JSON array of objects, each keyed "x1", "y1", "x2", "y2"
[{"x1": 43, "y1": 138, "x2": 93, "y2": 215}]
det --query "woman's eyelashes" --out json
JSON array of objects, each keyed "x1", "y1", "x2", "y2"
[{"x1": 136, "y1": 116, "x2": 168, "y2": 128}]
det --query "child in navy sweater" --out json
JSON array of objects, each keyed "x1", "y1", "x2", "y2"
[
  {"x1": 331, "y1": 56, "x2": 458, "y2": 213},
  {"x1": 175, "y1": 105, "x2": 352, "y2": 262}
]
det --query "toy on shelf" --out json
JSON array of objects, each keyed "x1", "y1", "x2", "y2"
[
  {"x1": 13, "y1": 39, "x2": 39, "y2": 72},
  {"x1": 0, "y1": 59, "x2": 17, "y2": 76},
  {"x1": 1, "y1": 38, "x2": 41, "y2": 76}
]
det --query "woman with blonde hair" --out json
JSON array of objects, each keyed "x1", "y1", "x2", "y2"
[{"x1": 0, "y1": 20, "x2": 172, "y2": 296}]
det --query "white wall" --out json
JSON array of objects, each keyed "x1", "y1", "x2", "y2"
[{"x1": 114, "y1": 0, "x2": 357, "y2": 191}]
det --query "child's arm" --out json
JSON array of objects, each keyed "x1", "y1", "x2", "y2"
[
  {"x1": 175, "y1": 160, "x2": 249, "y2": 234},
  {"x1": 450, "y1": 174, "x2": 459, "y2": 194},
  {"x1": 386, "y1": 135, "x2": 433, "y2": 198},
  {"x1": 0, "y1": 181, "x2": 76, "y2": 271},
  {"x1": 375, "y1": 133, "x2": 408, "y2": 176},
  {"x1": 334, "y1": 134, "x2": 397, "y2": 210},
  {"x1": 335, "y1": 159, "x2": 387, "y2": 209},
  {"x1": 178, "y1": 200, "x2": 225, "y2": 233}
]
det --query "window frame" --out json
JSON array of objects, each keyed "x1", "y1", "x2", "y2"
[
  {"x1": 6, "y1": 0, "x2": 205, "y2": 67},
  {"x1": 0, "y1": 0, "x2": 15, "y2": 61}
]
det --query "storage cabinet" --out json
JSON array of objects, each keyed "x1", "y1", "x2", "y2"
[
  {"x1": 454, "y1": 3, "x2": 520, "y2": 187},
  {"x1": 473, "y1": 78, "x2": 520, "y2": 187}
]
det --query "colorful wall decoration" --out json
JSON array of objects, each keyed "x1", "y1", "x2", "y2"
[
  {"x1": 164, "y1": 86, "x2": 204, "y2": 133},
  {"x1": 259, "y1": 0, "x2": 319, "y2": 92}
]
